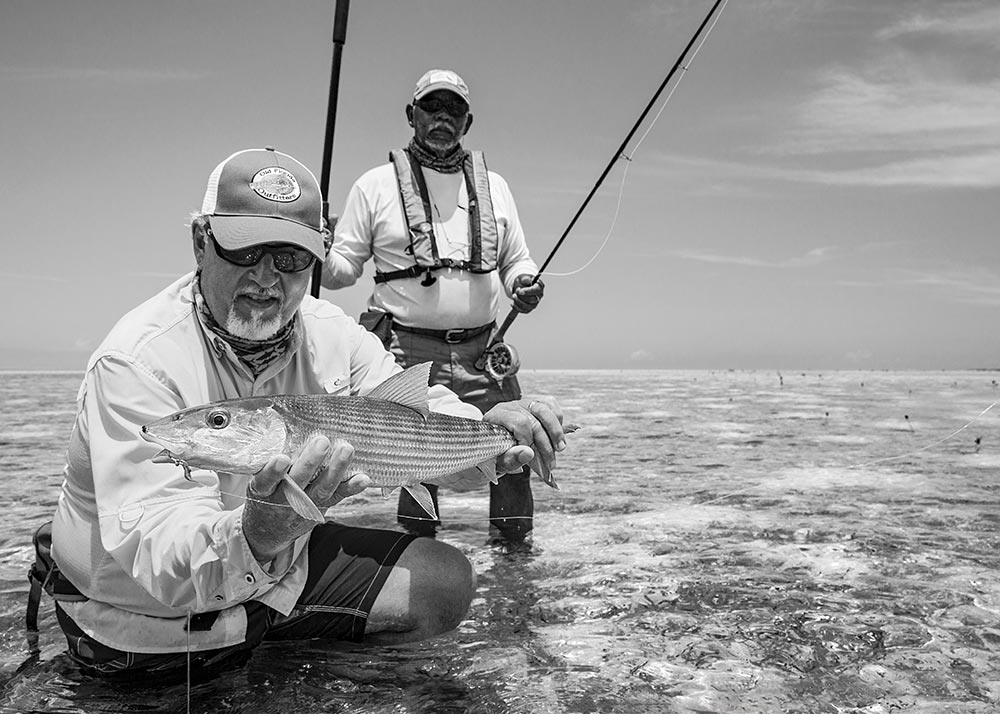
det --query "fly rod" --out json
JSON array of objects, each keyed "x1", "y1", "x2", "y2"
[
  {"x1": 311, "y1": 0, "x2": 350, "y2": 298},
  {"x1": 475, "y1": 0, "x2": 727, "y2": 377}
]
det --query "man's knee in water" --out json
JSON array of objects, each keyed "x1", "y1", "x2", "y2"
[{"x1": 366, "y1": 538, "x2": 476, "y2": 641}]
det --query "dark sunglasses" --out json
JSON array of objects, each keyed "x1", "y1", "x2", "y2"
[
  {"x1": 415, "y1": 96, "x2": 469, "y2": 118},
  {"x1": 206, "y1": 226, "x2": 315, "y2": 273}
]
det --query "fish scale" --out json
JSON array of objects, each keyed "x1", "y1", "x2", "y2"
[{"x1": 272, "y1": 395, "x2": 516, "y2": 485}]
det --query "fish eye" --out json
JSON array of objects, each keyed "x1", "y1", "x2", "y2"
[{"x1": 206, "y1": 409, "x2": 230, "y2": 429}]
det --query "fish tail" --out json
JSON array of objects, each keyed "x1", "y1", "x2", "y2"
[{"x1": 527, "y1": 423, "x2": 578, "y2": 490}]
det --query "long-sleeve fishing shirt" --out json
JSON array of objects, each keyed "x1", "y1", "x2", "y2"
[
  {"x1": 321, "y1": 161, "x2": 537, "y2": 329},
  {"x1": 51, "y1": 272, "x2": 480, "y2": 653}
]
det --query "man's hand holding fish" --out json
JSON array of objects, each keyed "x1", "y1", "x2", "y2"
[
  {"x1": 487, "y1": 395, "x2": 568, "y2": 476},
  {"x1": 243, "y1": 437, "x2": 370, "y2": 563},
  {"x1": 434, "y1": 396, "x2": 569, "y2": 492}
]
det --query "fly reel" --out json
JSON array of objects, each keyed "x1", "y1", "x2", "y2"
[{"x1": 480, "y1": 341, "x2": 520, "y2": 381}]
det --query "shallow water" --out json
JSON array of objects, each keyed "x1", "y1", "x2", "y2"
[{"x1": 1, "y1": 369, "x2": 999, "y2": 713}]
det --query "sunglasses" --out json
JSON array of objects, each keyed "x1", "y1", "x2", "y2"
[
  {"x1": 415, "y1": 96, "x2": 469, "y2": 118},
  {"x1": 207, "y1": 227, "x2": 315, "y2": 273}
]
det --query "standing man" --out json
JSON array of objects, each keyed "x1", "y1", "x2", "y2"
[
  {"x1": 45, "y1": 147, "x2": 566, "y2": 676},
  {"x1": 322, "y1": 69, "x2": 545, "y2": 544}
]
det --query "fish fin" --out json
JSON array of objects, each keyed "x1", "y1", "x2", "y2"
[
  {"x1": 366, "y1": 362, "x2": 432, "y2": 419},
  {"x1": 530, "y1": 454, "x2": 559, "y2": 490},
  {"x1": 528, "y1": 423, "x2": 578, "y2": 490},
  {"x1": 280, "y1": 475, "x2": 325, "y2": 523},
  {"x1": 476, "y1": 459, "x2": 500, "y2": 484},
  {"x1": 403, "y1": 484, "x2": 438, "y2": 520}
]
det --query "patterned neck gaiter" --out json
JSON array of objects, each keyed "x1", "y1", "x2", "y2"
[
  {"x1": 407, "y1": 138, "x2": 468, "y2": 174},
  {"x1": 193, "y1": 274, "x2": 296, "y2": 378}
]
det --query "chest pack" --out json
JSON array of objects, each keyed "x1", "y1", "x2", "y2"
[{"x1": 374, "y1": 149, "x2": 499, "y2": 285}]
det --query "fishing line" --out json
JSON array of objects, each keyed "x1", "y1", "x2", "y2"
[
  {"x1": 541, "y1": 157, "x2": 632, "y2": 278},
  {"x1": 186, "y1": 611, "x2": 192, "y2": 714},
  {"x1": 696, "y1": 399, "x2": 998, "y2": 507},
  {"x1": 191, "y1": 486, "x2": 534, "y2": 523},
  {"x1": 171, "y1": 474, "x2": 520, "y2": 524},
  {"x1": 542, "y1": 0, "x2": 730, "y2": 278},
  {"x1": 845, "y1": 400, "x2": 997, "y2": 470}
]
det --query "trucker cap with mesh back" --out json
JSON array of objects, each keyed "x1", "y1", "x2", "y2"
[{"x1": 200, "y1": 147, "x2": 325, "y2": 260}]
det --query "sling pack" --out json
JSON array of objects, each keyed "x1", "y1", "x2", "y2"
[
  {"x1": 26, "y1": 520, "x2": 87, "y2": 635},
  {"x1": 375, "y1": 148, "x2": 499, "y2": 285}
]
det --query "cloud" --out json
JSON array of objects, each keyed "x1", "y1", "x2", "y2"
[
  {"x1": 672, "y1": 246, "x2": 835, "y2": 269},
  {"x1": 893, "y1": 267, "x2": 1000, "y2": 306},
  {"x1": 645, "y1": 148, "x2": 1000, "y2": 189},
  {"x1": 763, "y1": 2, "x2": 1000, "y2": 188},
  {"x1": 789, "y1": 67, "x2": 1000, "y2": 156},
  {"x1": 628, "y1": 349, "x2": 655, "y2": 363},
  {"x1": 72, "y1": 337, "x2": 98, "y2": 352},
  {"x1": 878, "y1": 4, "x2": 1000, "y2": 46},
  {"x1": 842, "y1": 266, "x2": 1000, "y2": 306},
  {"x1": 796, "y1": 149, "x2": 1000, "y2": 188}
]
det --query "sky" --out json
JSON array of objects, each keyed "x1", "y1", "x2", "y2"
[{"x1": 3, "y1": 0, "x2": 999, "y2": 371}]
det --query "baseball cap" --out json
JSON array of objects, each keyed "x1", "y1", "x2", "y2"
[
  {"x1": 412, "y1": 69, "x2": 470, "y2": 105},
  {"x1": 200, "y1": 147, "x2": 325, "y2": 260}
]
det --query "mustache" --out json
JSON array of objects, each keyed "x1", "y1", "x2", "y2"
[{"x1": 237, "y1": 287, "x2": 282, "y2": 300}]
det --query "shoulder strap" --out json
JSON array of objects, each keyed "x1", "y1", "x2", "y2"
[
  {"x1": 389, "y1": 149, "x2": 439, "y2": 260},
  {"x1": 465, "y1": 151, "x2": 498, "y2": 270}
]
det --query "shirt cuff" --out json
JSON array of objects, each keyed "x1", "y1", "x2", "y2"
[{"x1": 212, "y1": 510, "x2": 296, "y2": 605}]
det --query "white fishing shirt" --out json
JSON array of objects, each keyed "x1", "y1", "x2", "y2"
[
  {"x1": 51, "y1": 272, "x2": 480, "y2": 653},
  {"x1": 321, "y1": 162, "x2": 538, "y2": 329}
]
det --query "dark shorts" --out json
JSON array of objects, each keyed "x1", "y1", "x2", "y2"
[{"x1": 55, "y1": 523, "x2": 418, "y2": 677}]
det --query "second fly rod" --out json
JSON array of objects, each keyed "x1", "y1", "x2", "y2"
[{"x1": 310, "y1": 0, "x2": 350, "y2": 299}]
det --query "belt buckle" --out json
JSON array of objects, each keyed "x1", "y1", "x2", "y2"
[{"x1": 444, "y1": 329, "x2": 465, "y2": 344}]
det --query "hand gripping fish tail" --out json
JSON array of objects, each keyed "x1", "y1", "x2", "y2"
[{"x1": 529, "y1": 423, "x2": 580, "y2": 490}]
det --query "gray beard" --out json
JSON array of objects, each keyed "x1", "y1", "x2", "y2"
[{"x1": 225, "y1": 310, "x2": 283, "y2": 341}]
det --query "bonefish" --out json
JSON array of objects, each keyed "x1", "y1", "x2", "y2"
[{"x1": 141, "y1": 362, "x2": 570, "y2": 522}]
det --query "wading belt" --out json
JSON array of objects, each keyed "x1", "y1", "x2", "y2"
[{"x1": 392, "y1": 321, "x2": 495, "y2": 344}]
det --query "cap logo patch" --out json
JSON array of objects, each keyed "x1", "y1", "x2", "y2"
[{"x1": 250, "y1": 167, "x2": 301, "y2": 203}]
